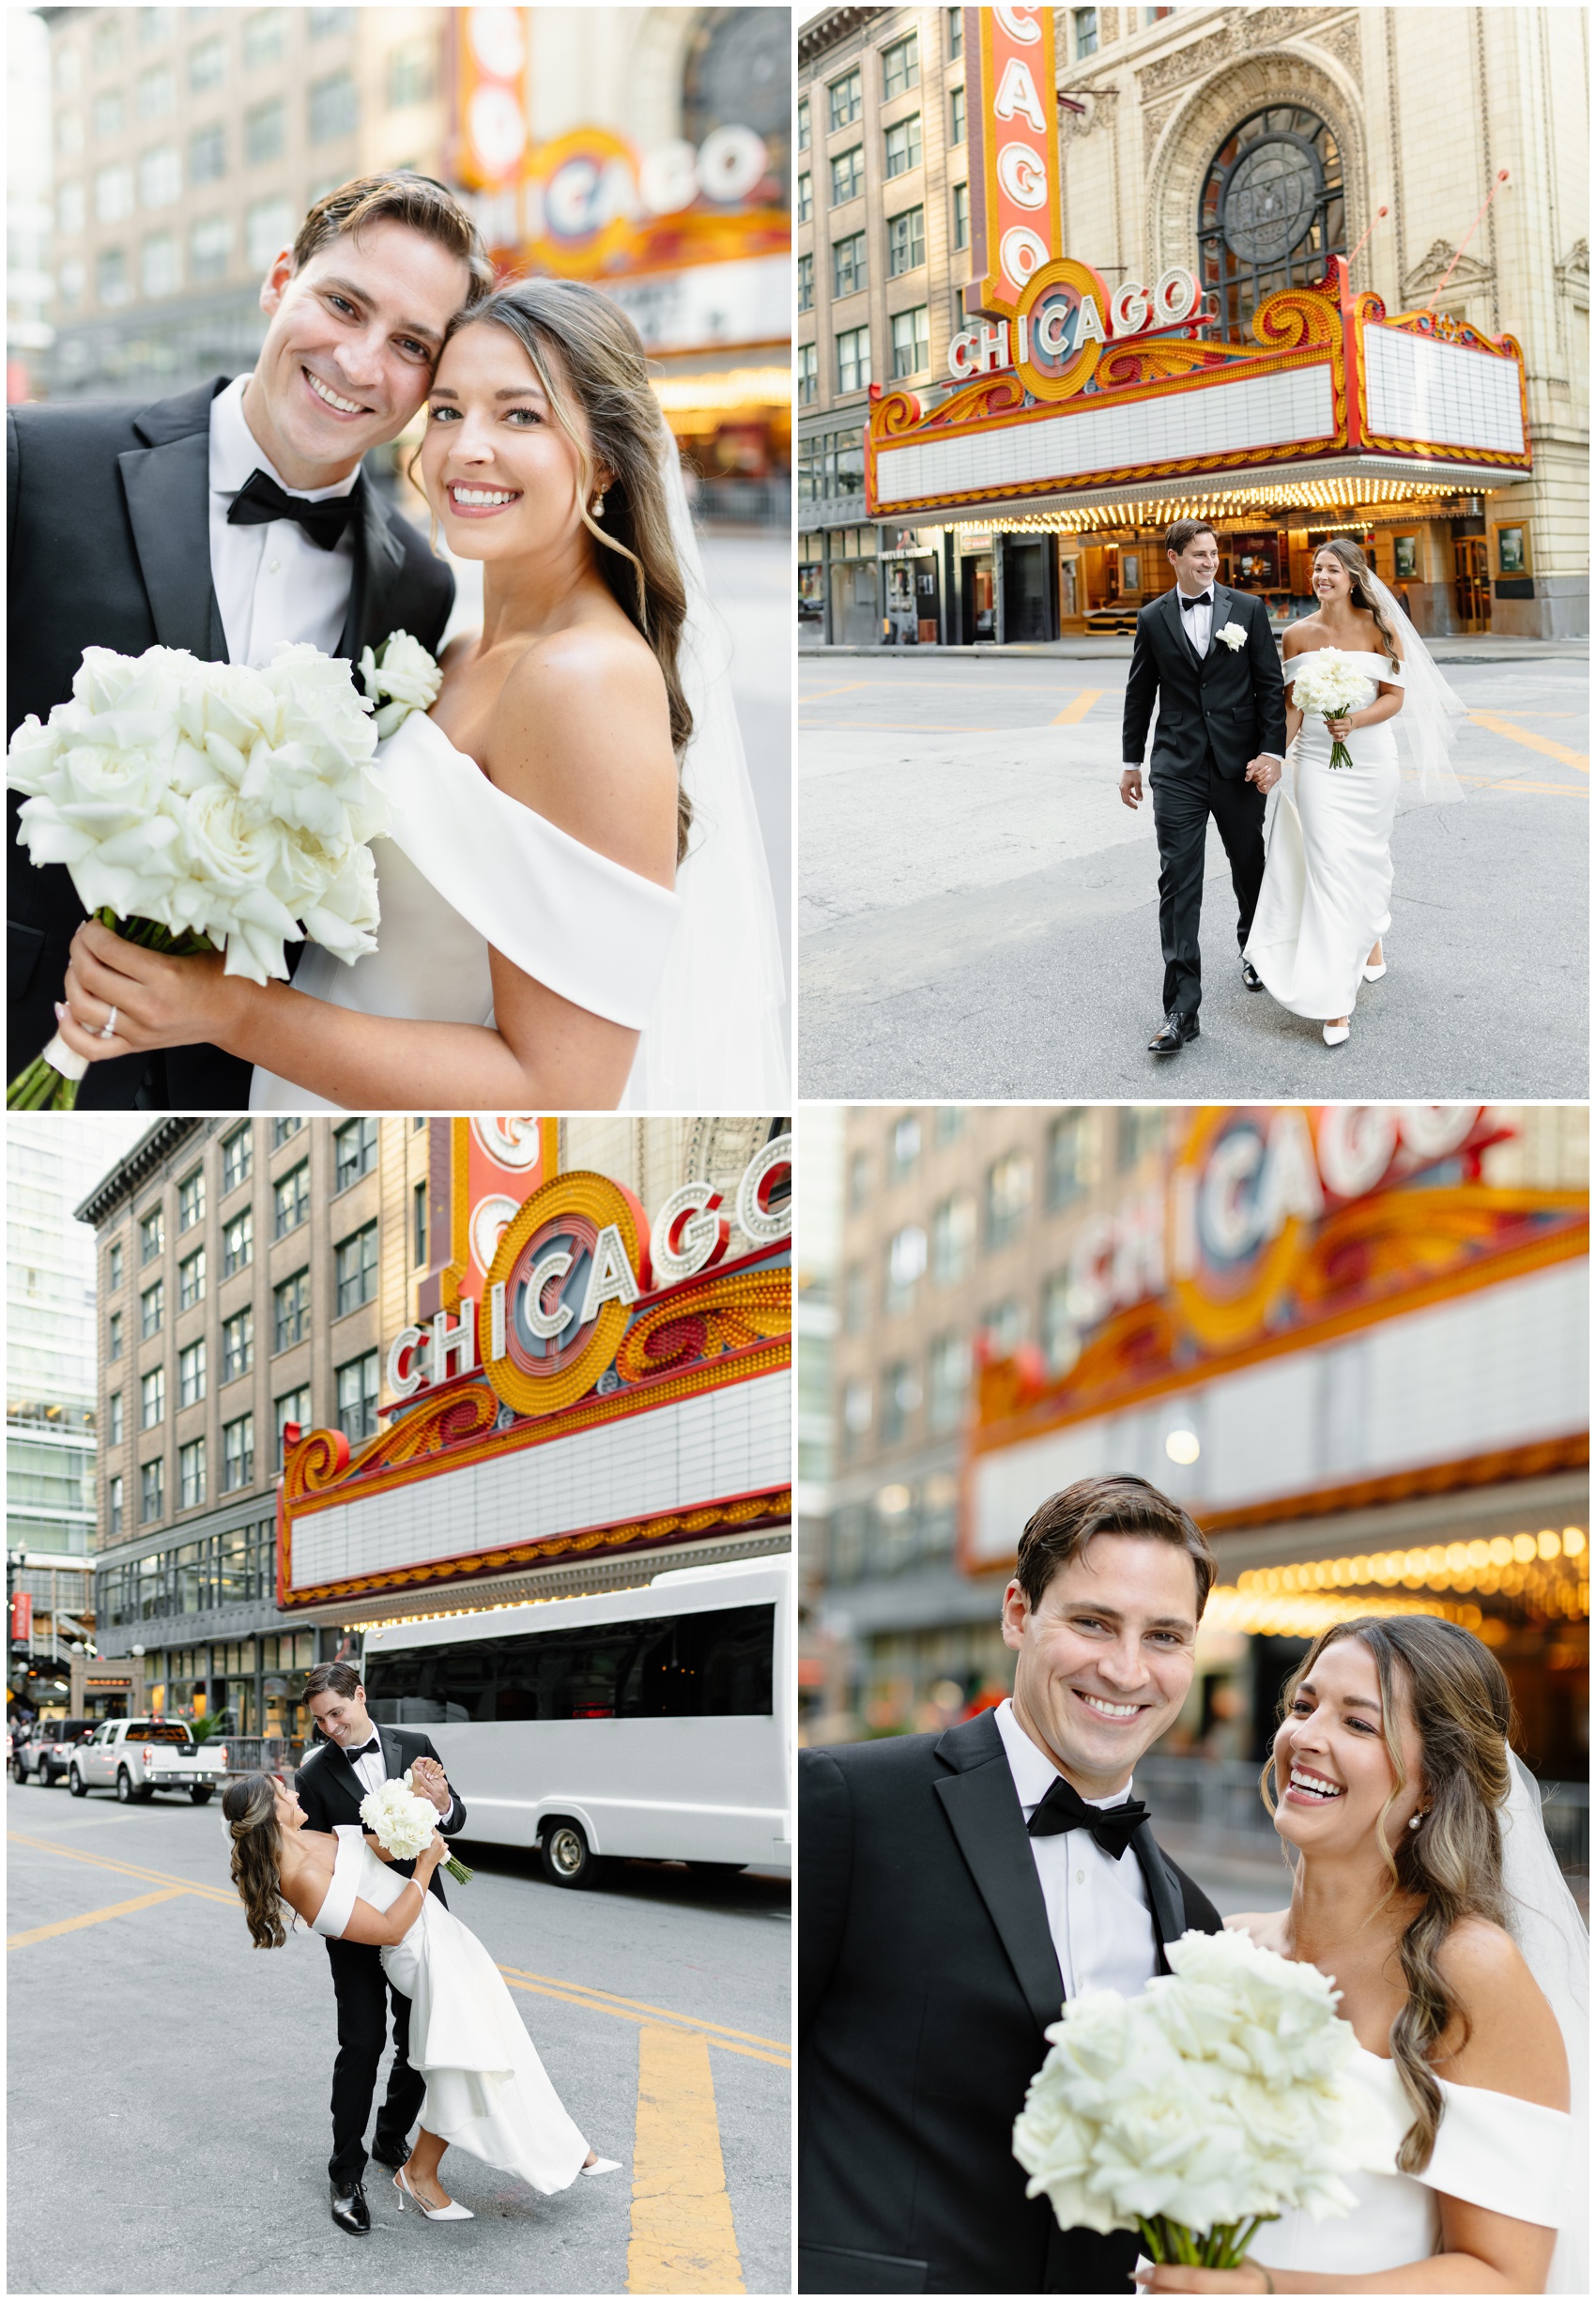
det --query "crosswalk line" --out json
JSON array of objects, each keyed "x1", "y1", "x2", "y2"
[
  {"x1": 8, "y1": 1885, "x2": 190, "y2": 1949},
  {"x1": 626, "y1": 2024, "x2": 744, "y2": 2294}
]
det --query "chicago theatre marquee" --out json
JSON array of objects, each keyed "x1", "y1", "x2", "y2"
[{"x1": 278, "y1": 1121, "x2": 792, "y2": 1631}]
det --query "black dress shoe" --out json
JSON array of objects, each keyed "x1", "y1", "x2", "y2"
[
  {"x1": 331, "y1": 2181, "x2": 371, "y2": 2235},
  {"x1": 372, "y1": 2144, "x2": 410, "y2": 2171},
  {"x1": 1240, "y1": 954, "x2": 1263, "y2": 991},
  {"x1": 1149, "y1": 1010, "x2": 1199, "y2": 1053}
]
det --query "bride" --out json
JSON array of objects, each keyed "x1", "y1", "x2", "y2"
[
  {"x1": 223, "y1": 1771, "x2": 618, "y2": 2217},
  {"x1": 1137, "y1": 1617, "x2": 1585, "y2": 2295},
  {"x1": 50, "y1": 278, "x2": 786, "y2": 1110},
  {"x1": 1244, "y1": 539, "x2": 1465, "y2": 1049}
]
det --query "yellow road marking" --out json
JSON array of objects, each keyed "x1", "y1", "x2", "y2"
[
  {"x1": 795, "y1": 681, "x2": 869, "y2": 699},
  {"x1": 627, "y1": 2025, "x2": 744, "y2": 2294},
  {"x1": 1466, "y1": 710, "x2": 1588, "y2": 772},
  {"x1": 8, "y1": 1885, "x2": 190, "y2": 1950},
  {"x1": 498, "y1": 1965, "x2": 786, "y2": 2054},
  {"x1": 1051, "y1": 688, "x2": 1106, "y2": 725},
  {"x1": 8, "y1": 1830, "x2": 238, "y2": 1904},
  {"x1": 499, "y1": 1974, "x2": 789, "y2": 2068},
  {"x1": 1488, "y1": 778, "x2": 1588, "y2": 797},
  {"x1": 799, "y1": 718, "x2": 1004, "y2": 732}
]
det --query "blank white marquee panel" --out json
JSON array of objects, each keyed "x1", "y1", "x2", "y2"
[
  {"x1": 1364, "y1": 327, "x2": 1525, "y2": 453},
  {"x1": 288, "y1": 1372, "x2": 790, "y2": 1591},
  {"x1": 970, "y1": 1261, "x2": 1588, "y2": 1566},
  {"x1": 876, "y1": 363, "x2": 1336, "y2": 507}
]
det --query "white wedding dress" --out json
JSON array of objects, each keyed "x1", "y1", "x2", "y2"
[
  {"x1": 311, "y1": 1824, "x2": 590, "y2": 2195},
  {"x1": 1250, "y1": 2041, "x2": 1575, "y2": 2280},
  {"x1": 1244, "y1": 651, "x2": 1403, "y2": 1022},
  {"x1": 249, "y1": 711, "x2": 682, "y2": 1113}
]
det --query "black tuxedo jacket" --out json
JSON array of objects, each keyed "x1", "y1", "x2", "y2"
[
  {"x1": 798, "y1": 1710, "x2": 1223, "y2": 2295},
  {"x1": 293, "y1": 1724, "x2": 466, "y2": 1914},
  {"x1": 1121, "y1": 585, "x2": 1286, "y2": 784},
  {"x1": 7, "y1": 376, "x2": 455, "y2": 1109}
]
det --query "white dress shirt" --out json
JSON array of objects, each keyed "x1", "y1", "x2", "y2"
[
  {"x1": 207, "y1": 374, "x2": 361, "y2": 667},
  {"x1": 993, "y1": 1696, "x2": 1159, "y2": 2003}
]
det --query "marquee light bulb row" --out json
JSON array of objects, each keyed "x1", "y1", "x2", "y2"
[
  {"x1": 1203, "y1": 1587, "x2": 1483, "y2": 1641},
  {"x1": 968, "y1": 479, "x2": 1458, "y2": 538}
]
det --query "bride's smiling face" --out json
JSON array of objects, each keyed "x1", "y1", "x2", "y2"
[
  {"x1": 271, "y1": 1775, "x2": 306, "y2": 1833},
  {"x1": 420, "y1": 322, "x2": 605, "y2": 564},
  {"x1": 1272, "y1": 1635, "x2": 1426, "y2": 1854},
  {"x1": 1312, "y1": 550, "x2": 1355, "y2": 606}
]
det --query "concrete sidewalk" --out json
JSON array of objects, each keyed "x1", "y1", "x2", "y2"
[{"x1": 801, "y1": 634, "x2": 1588, "y2": 663}]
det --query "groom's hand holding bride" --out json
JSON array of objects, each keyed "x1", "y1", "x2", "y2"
[
  {"x1": 1243, "y1": 755, "x2": 1282, "y2": 793},
  {"x1": 1134, "y1": 2263, "x2": 1273, "y2": 2293}
]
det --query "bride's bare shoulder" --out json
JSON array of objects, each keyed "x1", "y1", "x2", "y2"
[
  {"x1": 1281, "y1": 617, "x2": 1323, "y2": 658},
  {"x1": 1225, "y1": 1908, "x2": 1291, "y2": 1953},
  {"x1": 1435, "y1": 1916, "x2": 1569, "y2": 2109},
  {"x1": 483, "y1": 621, "x2": 678, "y2": 887}
]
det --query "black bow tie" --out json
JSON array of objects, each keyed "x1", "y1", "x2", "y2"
[
  {"x1": 1179, "y1": 591, "x2": 1214, "y2": 611},
  {"x1": 1027, "y1": 1772, "x2": 1149, "y2": 1859},
  {"x1": 345, "y1": 1738, "x2": 381, "y2": 1759},
  {"x1": 227, "y1": 467, "x2": 358, "y2": 549}
]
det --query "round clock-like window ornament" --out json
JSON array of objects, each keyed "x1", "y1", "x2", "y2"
[{"x1": 1222, "y1": 138, "x2": 1319, "y2": 264}]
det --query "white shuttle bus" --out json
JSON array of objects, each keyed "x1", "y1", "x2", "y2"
[{"x1": 361, "y1": 1557, "x2": 791, "y2": 1888}]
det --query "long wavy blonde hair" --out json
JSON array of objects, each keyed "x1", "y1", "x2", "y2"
[{"x1": 1263, "y1": 1616, "x2": 1514, "y2": 2171}]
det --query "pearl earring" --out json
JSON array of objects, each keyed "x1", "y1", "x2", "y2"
[
  {"x1": 1408, "y1": 1809, "x2": 1427, "y2": 1830},
  {"x1": 590, "y1": 493, "x2": 606, "y2": 519}
]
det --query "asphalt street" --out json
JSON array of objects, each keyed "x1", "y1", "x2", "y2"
[
  {"x1": 6, "y1": 1778, "x2": 790, "y2": 2294},
  {"x1": 798, "y1": 650, "x2": 1588, "y2": 1100}
]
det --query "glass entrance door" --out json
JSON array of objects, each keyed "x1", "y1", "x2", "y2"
[{"x1": 1453, "y1": 536, "x2": 1489, "y2": 630}]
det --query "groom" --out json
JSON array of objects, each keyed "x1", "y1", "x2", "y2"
[
  {"x1": 6, "y1": 172, "x2": 491, "y2": 1109},
  {"x1": 800, "y1": 1475, "x2": 1224, "y2": 2295},
  {"x1": 295, "y1": 1660, "x2": 467, "y2": 2236},
  {"x1": 1119, "y1": 520, "x2": 1286, "y2": 1054}
]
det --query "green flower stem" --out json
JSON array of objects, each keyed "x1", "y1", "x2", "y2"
[
  {"x1": 8, "y1": 912, "x2": 222, "y2": 1108},
  {"x1": 1135, "y1": 2212, "x2": 1279, "y2": 2271},
  {"x1": 443, "y1": 1854, "x2": 473, "y2": 1885}
]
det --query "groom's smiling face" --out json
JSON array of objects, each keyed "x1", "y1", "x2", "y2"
[{"x1": 1002, "y1": 1534, "x2": 1199, "y2": 1798}]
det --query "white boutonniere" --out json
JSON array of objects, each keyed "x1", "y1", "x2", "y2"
[
  {"x1": 359, "y1": 629, "x2": 442, "y2": 739},
  {"x1": 1217, "y1": 621, "x2": 1248, "y2": 652}
]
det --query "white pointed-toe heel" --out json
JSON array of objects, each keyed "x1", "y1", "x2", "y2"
[
  {"x1": 394, "y1": 2167, "x2": 474, "y2": 2221},
  {"x1": 580, "y1": 2156, "x2": 622, "y2": 2177},
  {"x1": 1362, "y1": 942, "x2": 1387, "y2": 982},
  {"x1": 1323, "y1": 1020, "x2": 1350, "y2": 1046}
]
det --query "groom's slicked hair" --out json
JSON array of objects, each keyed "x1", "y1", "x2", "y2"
[
  {"x1": 1015, "y1": 1475, "x2": 1215, "y2": 1618},
  {"x1": 304, "y1": 1660, "x2": 362, "y2": 1704},
  {"x1": 1165, "y1": 519, "x2": 1217, "y2": 557},
  {"x1": 292, "y1": 174, "x2": 494, "y2": 309}
]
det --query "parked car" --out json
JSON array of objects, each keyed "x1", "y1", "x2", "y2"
[
  {"x1": 15, "y1": 1717, "x2": 95, "y2": 1786},
  {"x1": 68, "y1": 1718, "x2": 228, "y2": 1804}
]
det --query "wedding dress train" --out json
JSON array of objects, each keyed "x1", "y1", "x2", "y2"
[
  {"x1": 311, "y1": 1825, "x2": 590, "y2": 2195},
  {"x1": 1244, "y1": 651, "x2": 1404, "y2": 1022}
]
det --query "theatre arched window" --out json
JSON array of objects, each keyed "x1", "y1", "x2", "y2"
[{"x1": 1197, "y1": 105, "x2": 1345, "y2": 341}]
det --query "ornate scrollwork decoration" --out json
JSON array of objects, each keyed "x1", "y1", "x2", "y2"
[
  {"x1": 871, "y1": 387, "x2": 925, "y2": 439},
  {"x1": 615, "y1": 1270, "x2": 791, "y2": 1385},
  {"x1": 1093, "y1": 340, "x2": 1250, "y2": 392},
  {"x1": 283, "y1": 1426, "x2": 351, "y2": 1502},
  {"x1": 1250, "y1": 280, "x2": 1342, "y2": 351},
  {"x1": 917, "y1": 373, "x2": 1030, "y2": 435}
]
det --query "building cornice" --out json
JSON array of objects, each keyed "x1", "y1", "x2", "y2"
[
  {"x1": 799, "y1": 6, "x2": 889, "y2": 69},
  {"x1": 74, "y1": 1119, "x2": 206, "y2": 1228}
]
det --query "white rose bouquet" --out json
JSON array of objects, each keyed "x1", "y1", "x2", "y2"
[
  {"x1": 1013, "y1": 1926, "x2": 1358, "y2": 2273},
  {"x1": 361, "y1": 1771, "x2": 473, "y2": 1886},
  {"x1": 1289, "y1": 650, "x2": 1371, "y2": 771},
  {"x1": 6, "y1": 631, "x2": 438, "y2": 1109}
]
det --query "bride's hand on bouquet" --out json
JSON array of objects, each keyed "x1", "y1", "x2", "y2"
[
  {"x1": 1133, "y1": 2264, "x2": 1273, "y2": 2293},
  {"x1": 56, "y1": 920, "x2": 246, "y2": 1063},
  {"x1": 1324, "y1": 713, "x2": 1358, "y2": 739}
]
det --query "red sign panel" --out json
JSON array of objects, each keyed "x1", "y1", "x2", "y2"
[{"x1": 965, "y1": 4, "x2": 1064, "y2": 317}]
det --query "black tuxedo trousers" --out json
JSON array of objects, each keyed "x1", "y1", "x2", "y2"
[{"x1": 799, "y1": 1715, "x2": 1223, "y2": 2293}]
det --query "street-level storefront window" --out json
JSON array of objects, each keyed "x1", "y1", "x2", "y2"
[
  {"x1": 1198, "y1": 105, "x2": 1344, "y2": 342},
  {"x1": 798, "y1": 429, "x2": 864, "y2": 501},
  {"x1": 799, "y1": 556, "x2": 823, "y2": 621}
]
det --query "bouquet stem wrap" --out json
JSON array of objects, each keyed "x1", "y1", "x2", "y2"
[{"x1": 8, "y1": 910, "x2": 219, "y2": 1109}]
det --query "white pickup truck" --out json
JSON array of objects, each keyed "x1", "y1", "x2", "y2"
[{"x1": 68, "y1": 1717, "x2": 227, "y2": 1805}]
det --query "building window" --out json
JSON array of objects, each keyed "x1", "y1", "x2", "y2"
[
  {"x1": 836, "y1": 325, "x2": 870, "y2": 394},
  {"x1": 848, "y1": 1148, "x2": 871, "y2": 1210},
  {"x1": 880, "y1": 1359, "x2": 920, "y2": 1446},
  {"x1": 1074, "y1": 8, "x2": 1099, "y2": 59},
  {"x1": 188, "y1": 124, "x2": 226, "y2": 190},
  {"x1": 141, "y1": 1279, "x2": 164, "y2": 1340},
  {"x1": 108, "y1": 1309, "x2": 124, "y2": 1361},
  {"x1": 883, "y1": 1223, "x2": 928, "y2": 1315},
  {"x1": 950, "y1": 84, "x2": 966, "y2": 146},
  {"x1": 387, "y1": 33, "x2": 436, "y2": 107},
  {"x1": 109, "y1": 1391, "x2": 124, "y2": 1446},
  {"x1": 57, "y1": 179, "x2": 85, "y2": 237},
  {"x1": 884, "y1": 115, "x2": 922, "y2": 179},
  {"x1": 1043, "y1": 1270, "x2": 1081, "y2": 1374},
  {"x1": 952, "y1": 180, "x2": 971, "y2": 251},
  {"x1": 336, "y1": 1351, "x2": 380, "y2": 1443},
  {"x1": 177, "y1": 1169, "x2": 205, "y2": 1231},
  {"x1": 832, "y1": 230, "x2": 867, "y2": 299},
  {"x1": 797, "y1": 342, "x2": 818, "y2": 406},
  {"x1": 189, "y1": 35, "x2": 225, "y2": 91},
  {"x1": 92, "y1": 16, "x2": 123, "y2": 69},
  {"x1": 1198, "y1": 105, "x2": 1344, "y2": 342},
  {"x1": 93, "y1": 87, "x2": 126, "y2": 141},
  {"x1": 221, "y1": 1126, "x2": 252, "y2": 1193},
  {"x1": 828, "y1": 67, "x2": 861, "y2": 130},
  {"x1": 842, "y1": 1376, "x2": 872, "y2": 1441},
  {"x1": 830, "y1": 146, "x2": 864, "y2": 206},
  {"x1": 244, "y1": 12, "x2": 285, "y2": 70},
  {"x1": 308, "y1": 68, "x2": 358, "y2": 144},
  {"x1": 179, "y1": 1437, "x2": 207, "y2": 1511},
  {"x1": 931, "y1": 1191, "x2": 976, "y2": 1283},
  {"x1": 223, "y1": 1415, "x2": 255, "y2": 1493},
  {"x1": 177, "y1": 1249, "x2": 206, "y2": 1311},
  {"x1": 276, "y1": 1386, "x2": 313, "y2": 1463},
  {"x1": 408, "y1": 1180, "x2": 426, "y2": 1267},
  {"x1": 245, "y1": 194, "x2": 292, "y2": 271},
  {"x1": 108, "y1": 1240, "x2": 124, "y2": 1292},
  {"x1": 141, "y1": 1457, "x2": 164, "y2": 1525},
  {"x1": 891, "y1": 305, "x2": 929, "y2": 378},
  {"x1": 334, "y1": 1222, "x2": 378, "y2": 1315},
  {"x1": 222, "y1": 1307, "x2": 254, "y2": 1384},
  {"x1": 141, "y1": 229, "x2": 180, "y2": 298},
  {"x1": 1118, "y1": 1107, "x2": 1164, "y2": 1169},
  {"x1": 334, "y1": 1116, "x2": 377, "y2": 1190},
  {"x1": 274, "y1": 1161, "x2": 310, "y2": 1237},
  {"x1": 310, "y1": 7, "x2": 357, "y2": 32},
  {"x1": 97, "y1": 246, "x2": 131, "y2": 306},
  {"x1": 273, "y1": 1115, "x2": 304, "y2": 1148},
  {"x1": 245, "y1": 95, "x2": 284, "y2": 164},
  {"x1": 142, "y1": 1366, "x2": 165, "y2": 1430},
  {"x1": 138, "y1": 62, "x2": 174, "y2": 117},
  {"x1": 882, "y1": 31, "x2": 919, "y2": 99},
  {"x1": 928, "y1": 1332, "x2": 970, "y2": 1431},
  {"x1": 223, "y1": 1207, "x2": 253, "y2": 1277},
  {"x1": 178, "y1": 1339, "x2": 207, "y2": 1409},
  {"x1": 274, "y1": 1268, "x2": 311, "y2": 1352},
  {"x1": 138, "y1": 8, "x2": 174, "y2": 43},
  {"x1": 887, "y1": 206, "x2": 926, "y2": 276},
  {"x1": 109, "y1": 1475, "x2": 124, "y2": 1540},
  {"x1": 889, "y1": 1113, "x2": 921, "y2": 1179},
  {"x1": 1047, "y1": 1110, "x2": 1098, "y2": 1206},
  {"x1": 982, "y1": 1297, "x2": 1027, "y2": 1356},
  {"x1": 844, "y1": 1261, "x2": 868, "y2": 1333},
  {"x1": 947, "y1": 8, "x2": 963, "y2": 60},
  {"x1": 986, "y1": 1150, "x2": 1034, "y2": 1250},
  {"x1": 796, "y1": 171, "x2": 812, "y2": 224},
  {"x1": 797, "y1": 251, "x2": 813, "y2": 314},
  {"x1": 140, "y1": 1206, "x2": 164, "y2": 1264},
  {"x1": 796, "y1": 95, "x2": 810, "y2": 152}
]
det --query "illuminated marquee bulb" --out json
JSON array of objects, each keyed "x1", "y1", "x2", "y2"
[{"x1": 652, "y1": 1184, "x2": 730, "y2": 1286}]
